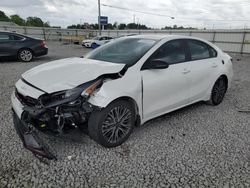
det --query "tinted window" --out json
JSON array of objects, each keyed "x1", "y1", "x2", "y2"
[
  {"x1": 188, "y1": 40, "x2": 210, "y2": 60},
  {"x1": 0, "y1": 34, "x2": 10, "y2": 41},
  {"x1": 209, "y1": 46, "x2": 217, "y2": 57},
  {"x1": 150, "y1": 40, "x2": 186, "y2": 64},
  {"x1": 9, "y1": 34, "x2": 24, "y2": 41}
]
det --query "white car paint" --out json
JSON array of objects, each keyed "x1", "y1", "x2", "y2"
[
  {"x1": 82, "y1": 36, "x2": 113, "y2": 48},
  {"x1": 88, "y1": 35, "x2": 233, "y2": 123},
  {"x1": 12, "y1": 35, "x2": 233, "y2": 124},
  {"x1": 22, "y1": 57, "x2": 125, "y2": 93}
]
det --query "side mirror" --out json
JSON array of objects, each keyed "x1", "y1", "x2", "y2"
[{"x1": 142, "y1": 59, "x2": 169, "y2": 70}]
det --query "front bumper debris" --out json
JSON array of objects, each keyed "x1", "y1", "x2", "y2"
[{"x1": 12, "y1": 111, "x2": 56, "y2": 160}]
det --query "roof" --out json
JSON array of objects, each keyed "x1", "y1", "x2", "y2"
[
  {"x1": 0, "y1": 30, "x2": 35, "y2": 39},
  {"x1": 128, "y1": 34, "x2": 197, "y2": 40},
  {"x1": 127, "y1": 34, "x2": 213, "y2": 43}
]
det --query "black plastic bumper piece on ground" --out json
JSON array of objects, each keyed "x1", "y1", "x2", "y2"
[{"x1": 12, "y1": 111, "x2": 57, "y2": 160}]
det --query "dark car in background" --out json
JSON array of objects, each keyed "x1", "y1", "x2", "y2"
[{"x1": 0, "y1": 31, "x2": 48, "y2": 62}]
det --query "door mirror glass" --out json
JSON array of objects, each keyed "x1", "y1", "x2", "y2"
[{"x1": 142, "y1": 59, "x2": 169, "y2": 70}]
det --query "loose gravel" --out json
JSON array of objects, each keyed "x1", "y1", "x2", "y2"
[{"x1": 0, "y1": 42, "x2": 250, "y2": 187}]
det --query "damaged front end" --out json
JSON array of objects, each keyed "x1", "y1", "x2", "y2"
[
  {"x1": 12, "y1": 62, "x2": 128, "y2": 160},
  {"x1": 12, "y1": 78, "x2": 104, "y2": 160}
]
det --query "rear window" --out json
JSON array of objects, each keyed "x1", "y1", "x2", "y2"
[
  {"x1": 0, "y1": 33, "x2": 24, "y2": 41},
  {"x1": 10, "y1": 35, "x2": 24, "y2": 41},
  {"x1": 188, "y1": 40, "x2": 210, "y2": 60},
  {"x1": 209, "y1": 46, "x2": 217, "y2": 57}
]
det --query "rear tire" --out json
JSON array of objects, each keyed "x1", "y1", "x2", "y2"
[
  {"x1": 18, "y1": 48, "x2": 33, "y2": 62},
  {"x1": 88, "y1": 100, "x2": 135, "y2": 148},
  {"x1": 207, "y1": 77, "x2": 227, "y2": 105}
]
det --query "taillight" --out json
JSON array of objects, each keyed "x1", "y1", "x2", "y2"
[{"x1": 41, "y1": 40, "x2": 46, "y2": 48}]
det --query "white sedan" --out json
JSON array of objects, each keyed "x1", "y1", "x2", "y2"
[
  {"x1": 82, "y1": 36, "x2": 113, "y2": 48},
  {"x1": 11, "y1": 35, "x2": 233, "y2": 159}
]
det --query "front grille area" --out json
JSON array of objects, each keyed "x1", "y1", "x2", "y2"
[{"x1": 15, "y1": 89, "x2": 38, "y2": 107}]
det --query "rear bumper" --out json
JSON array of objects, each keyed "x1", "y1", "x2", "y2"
[{"x1": 34, "y1": 47, "x2": 48, "y2": 57}]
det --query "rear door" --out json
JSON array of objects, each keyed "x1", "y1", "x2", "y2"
[{"x1": 185, "y1": 39, "x2": 219, "y2": 102}]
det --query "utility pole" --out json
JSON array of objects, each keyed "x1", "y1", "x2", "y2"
[
  {"x1": 133, "y1": 14, "x2": 135, "y2": 24},
  {"x1": 98, "y1": 0, "x2": 101, "y2": 35}
]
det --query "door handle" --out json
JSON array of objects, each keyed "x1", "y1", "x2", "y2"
[
  {"x1": 212, "y1": 63, "x2": 218, "y2": 68},
  {"x1": 182, "y1": 69, "x2": 191, "y2": 74}
]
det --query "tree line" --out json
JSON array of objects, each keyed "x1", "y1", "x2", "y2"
[
  {"x1": 67, "y1": 22, "x2": 196, "y2": 30},
  {"x1": 0, "y1": 10, "x2": 50, "y2": 27},
  {"x1": 67, "y1": 22, "x2": 149, "y2": 30},
  {"x1": 1, "y1": 10, "x2": 196, "y2": 30}
]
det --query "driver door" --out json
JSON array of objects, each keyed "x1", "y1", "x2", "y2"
[{"x1": 141, "y1": 39, "x2": 192, "y2": 120}]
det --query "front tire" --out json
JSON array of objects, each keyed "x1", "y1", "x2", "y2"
[
  {"x1": 18, "y1": 49, "x2": 33, "y2": 62},
  {"x1": 207, "y1": 77, "x2": 227, "y2": 105},
  {"x1": 91, "y1": 43, "x2": 98, "y2": 49},
  {"x1": 88, "y1": 100, "x2": 135, "y2": 148}
]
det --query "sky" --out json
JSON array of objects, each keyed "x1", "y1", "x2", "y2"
[{"x1": 0, "y1": 0, "x2": 250, "y2": 29}]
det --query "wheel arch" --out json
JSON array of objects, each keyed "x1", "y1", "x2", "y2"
[
  {"x1": 219, "y1": 74, "x2": 228, "y2": 89},
  {"x1": 17, "y1": 47, "x2": 34, "y2": 56},
  {"x1": 91, "y1": 95, "x2": 141, "y2": 126},
  {"x1": 204, "y1": 74, "x2": 229, "y2": 102},
  {"x1": 111, "y1": 96, "x2": 139, "y2": 115}
]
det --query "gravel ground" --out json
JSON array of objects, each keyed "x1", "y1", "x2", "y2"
[{"x1": 0, "y1": 42, "x2": 250, "y2": 187}]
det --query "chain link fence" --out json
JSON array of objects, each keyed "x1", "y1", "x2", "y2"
[{"x1": 1, "y1": 25, "x2": 250, "y2": 54}]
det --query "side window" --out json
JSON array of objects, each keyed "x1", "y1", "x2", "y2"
[
  {"x1": 0, "y1": 34, "x2": 10, "y2": 41},
  {"x1": 208, "y1": 46, "x2": 217, "y2": 57},
  {"x1": 188, "y1": 40, "x2": 210, "y2": 60},
  {"x1": 150, "y1": 40, "x2": 186, "y2": 64},
  {"x1": 10, "y1": 35, "x2": 24, "y2": 41}
]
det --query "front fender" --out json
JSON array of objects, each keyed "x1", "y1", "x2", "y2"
[{"x1": 88, "y1": 71, "x2": 142, "y2": 117}]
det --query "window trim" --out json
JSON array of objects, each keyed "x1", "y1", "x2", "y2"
[
  {"x1": 0, "y1": 33, "x2": 11, "y2": 41},
  {"x1": 185, "y1": 39, "x2": 218, "y2": 62},
  {"x1": 9, "y1": 34, "x2": 26, "y2": 41},
  {"x1": 0, "y1": 33, "x2": 25, "y2": 42}
]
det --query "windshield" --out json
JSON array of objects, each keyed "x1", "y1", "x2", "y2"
[{"x1": 85, "y1": 37, "x2": 158, "y2": 66}]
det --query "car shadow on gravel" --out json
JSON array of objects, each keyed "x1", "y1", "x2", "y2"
[
  {"x1": 40, "y1": 102, "x2": 207, "y2": 161},
  {"x1": 0, "y1": 57, "x2": 20, "y2": 63}
]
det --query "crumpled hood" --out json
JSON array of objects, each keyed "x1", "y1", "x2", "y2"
[{"x1": 22, "y1": 57, "x2": 125, "y2": 93}]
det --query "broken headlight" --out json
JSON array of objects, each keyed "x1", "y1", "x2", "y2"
[
  {"x1": 81, "y1": 79, "x2": 102, "y2": 98},
  {"x1": 64, "y1": 87, "x2": 83, "y2": 98},
  {"x1": 40, "y1": 79, "x2": 103, "y2": 108},
  {"x1": 65, "y1": 79, "x2": 102, "y2": 99}
]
